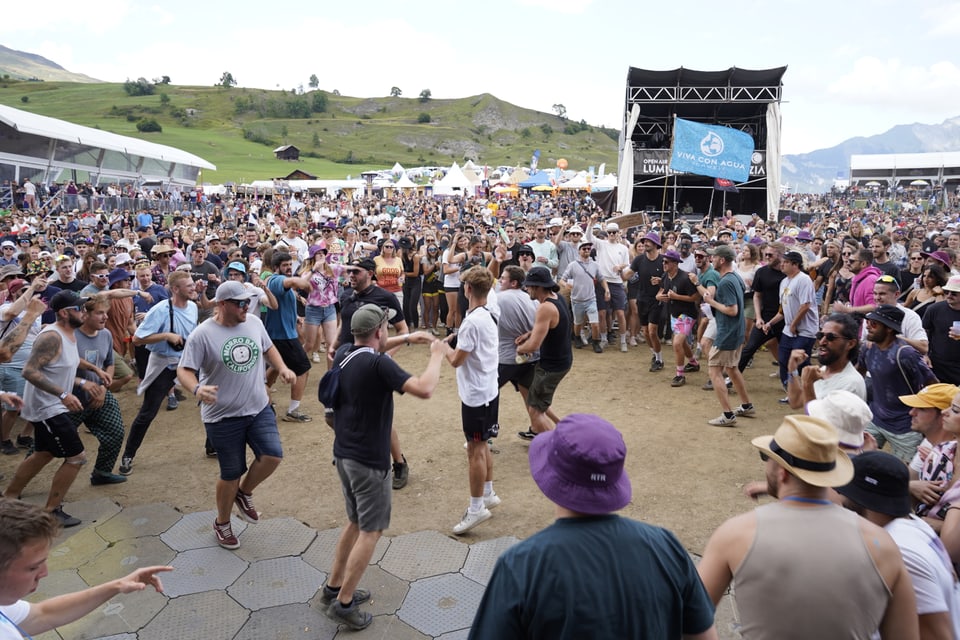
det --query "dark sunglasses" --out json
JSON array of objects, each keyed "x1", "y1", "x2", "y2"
[
  {"x1": 815, "y1": 331, "x2": 846, "y2": 342},
  {"x1": 759, "y1": 452, "x2": 769, "y2": 462},
  {"x1": 227, "y1": 299, "x2": 251, "y2": 310}
]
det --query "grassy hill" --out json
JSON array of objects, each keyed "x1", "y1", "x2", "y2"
[
  {"x1": 0, "y1": 45, "x2": 99, "y2": 82},
  {"x1": 0, "y1": 79, "x2": 619, "y2": 184}
]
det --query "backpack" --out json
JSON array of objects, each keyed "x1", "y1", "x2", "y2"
[{"x1": 317, "y1": 346, "x2": 376, "y2": 409}]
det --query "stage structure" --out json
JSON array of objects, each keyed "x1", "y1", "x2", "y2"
[{"x1": 617, "y1": 67, "x2": 786, "y2": 224}]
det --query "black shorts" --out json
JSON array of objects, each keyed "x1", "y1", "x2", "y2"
[
  {"x1": 598, "y1": 281, "x2": 627, "y2": 312},
  {"x1": 33, "y1": 413, "x2": 84, "y2": 458},
  {"x1": 638, "y1": 299, "x2": 661, "y2": 325},
  {"x1": 461, "y1": 396, "x2": 500, "y2": 442},
  {"x1": 272, "y1": 339, "x2": 312, "y2": 376},
  {"x1": 498, "y1": 362, "x2": 536, "y2": 391}
]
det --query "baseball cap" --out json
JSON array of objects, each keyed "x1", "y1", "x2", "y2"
[
  {"x1": 707, "y1": 245, "x2": 737, "y2": 261},
  {"x1": 50, "y1": 290, "x2": 89, "y2": 312},
  {"x1": 225, "y1": 261, "x2": 247, "y2": 274},
  {"x1": 350, "y1": 304, "x2": 396, "y2": 335},
  {"x1": 214, "y1": 280, "x2": 259, "y2": 302},
  {"x1": 346, "y1": 257, "x2": 376, "y2": 272},
  {"x1": 899, "y1": 383, "x2": 959, "y2": 410}
]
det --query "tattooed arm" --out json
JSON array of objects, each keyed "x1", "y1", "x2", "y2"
[
  {"x1": 0, "y1": 296, "x2": 47, "y2": 363},
  {"x1": 21, "y1": 331, "x2": 83, "y2": 413}
]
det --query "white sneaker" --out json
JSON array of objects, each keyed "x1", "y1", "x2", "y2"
[
  {"x1": 483, "y1": 493, "x2": 502, "y2": 509},
  {"x1": 629, "y1": 336, "x2": 638, "y2": 347},
  {"x1": 312, "y1": 352, "x2": 321, "y2": 363},
  {"x1": 453, "y1": 508, "x2": 492, "y2": 535},
  {"x1": 620, "y1": 340, "x2": 628, "y2": 353},
  {"x1": 708, "y1": 414, "x2": 737, "y2": 427}
]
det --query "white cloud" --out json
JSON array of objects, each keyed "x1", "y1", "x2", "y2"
[
  {"x1": 515, "y1": 0, "x2": 595, "y2": 13},
  {"x1": 0, "y1": 0, "x2": 131, "y2": 36},
  {"x1": 826, "y1": 56, "x2": 960, "y2": 113}
]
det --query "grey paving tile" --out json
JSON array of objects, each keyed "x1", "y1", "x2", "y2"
[
  {"x1": 380, "y1": 531, "x2": 468, "y2": 581},
  {"x1": 51, "y1": 583, "x2": 168, "y2": 640},
  {"x1": 398, "y1": 573, "x2": 486, "y2": 637},
  {"x1": 302, "y1": 527, "x2": 390, "y2": 572},
  {"x1": 162, "y1": 546, "x2": 249, "y2": 597},
  {"x1": 308, "y1": 564, "x2": 408, "y2": 618},
  {"x1": 159, "y1": 509, "x2": 247, "y2": 551},
  {"x1": 76, "y1": 536, "x2": 176, "y2": 585},
  {"x1": 26, "y1": 568, "x2": 88, "y2": 602},
  {"x1": 461, "y1": 536, "x2": 519, "y2": 586},
  {"x1": 95, "y1": 502, "x2": 182, "y2": 542},
  {"x1": 235, "y1": 602, "x2": 338, "y2": 640},
  {"x1": 228, "y1": 556, "x2": 326, "y2": 610},
  {"x1": 58, "y1": 497, "x2": 123, "y2": 533},
  {"x1": 338, "y1": 614, "x2": 429, "y2": 639},
  {"x1": 437, "y1": 629, "x2": 471, "y2": 640},
  {"x1": 46, "y1": 526, "x2": 108, "y2": 572},
  {"x1": 139, "y1": 590, "x2": 248, "y2": 640},
  {"x1": 232, "y1": 516, "x2": 317, "y2": 562}
]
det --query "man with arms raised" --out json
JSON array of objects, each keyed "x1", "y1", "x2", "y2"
[
  {"x1": 785, "y1": 312, "x2": 866, "y2": 409},
  {"x1": 322, "y1": 305, "x2": 445, "y2": 631}
]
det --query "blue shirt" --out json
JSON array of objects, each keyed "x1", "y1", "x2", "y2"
[
  {"x1": 263, "y1": 274, "x2": 299, "y2": 340},
  {"x1": 135, "y1": 299, "x2": 198, "y2": 357},
  {"x1": 133, "y1": 283, "x2": 169, "y2": 313}
]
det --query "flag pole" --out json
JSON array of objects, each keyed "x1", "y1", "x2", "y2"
[{"x1": 708, "y1": 183, "x2": 716, "y2": 219}]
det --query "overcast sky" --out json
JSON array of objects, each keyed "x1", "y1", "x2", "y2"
[{"x1": 3, "y1": 0, "x2": 959, "y2": 158}]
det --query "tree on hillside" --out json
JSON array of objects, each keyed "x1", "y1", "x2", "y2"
[
  {"x1": 419, "y1": 89, "x2": 432, "y2": 103},
  {"x1": 311, "y1": 91, "x2": 328, "y2": 113},
  {"x1": 123, "y1": 77, "x2": 155, "y2": 96},
  {"x1": 390, "y1": 86, "x2": 402, "y2": 97},
  {"x1": 309, "y1": 74, "x2": 319, "y2": 89},
  {"x1": 219, "y1": 72, "x2": 237, "y2": 88},
  {"x1": 552, "y1": 103, "x2": 567, "y2": 119},
  {"x1": 161, "y1": 75, "x2": 171, "y2": 84}
]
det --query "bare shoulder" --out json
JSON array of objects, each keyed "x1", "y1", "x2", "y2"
[{"x1": 857, "y1": 517, "x2": 903, "y2": 581}]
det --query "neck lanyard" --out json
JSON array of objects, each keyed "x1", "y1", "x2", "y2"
[
  {"x1": 0, "y1": 609, "x2": 33, "y2": 639},
  {"x1": 782, "y1": 496, "x2": 832, "y2": 506}
]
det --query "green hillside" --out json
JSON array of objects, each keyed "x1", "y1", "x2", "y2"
[{"x1": 0, "y1": 79, "x2": 619, "y2": 184}]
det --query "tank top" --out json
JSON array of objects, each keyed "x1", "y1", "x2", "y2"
[
  {"x1": 22, "y1": 324, "x2": 80, "y2": 423},
  {"x1": 539, "y1": 297, "x2": 572, "y2": 372},
  {"x1": 734, "y1": 502, "x2": 890, "y2": 639}
]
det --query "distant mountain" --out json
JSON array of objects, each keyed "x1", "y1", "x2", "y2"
[
  {"x1": 0, "y1": 44, "x2": 99, "y2": 83},
  {"x1": 782, "y1": 117, "x2": 960, "y2": 192}
]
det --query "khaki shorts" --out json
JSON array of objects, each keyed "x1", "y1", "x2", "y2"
[
  {"x1": 112, "y1": 350, "x2": 134, "y2": 379},
  {"x1": 527, "y1": 365, "x2": 569, "y2": 413},
  {"x1": 708, "y1": 345, "x2": 742, "y2": 369}
]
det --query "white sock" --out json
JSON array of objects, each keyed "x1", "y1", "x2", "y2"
[
  {"x1": 654, "y1": 351, "x2": 662, "y2": 362},
  {"x1": 470, "y1": 496, "x2": 484, "y2": 512},
  {"x1": 484, "y1": 481, "x2": 494, "y2": 497},
  {"x1": 289, "y1": 400, "x2": 300, "y2": 414}
]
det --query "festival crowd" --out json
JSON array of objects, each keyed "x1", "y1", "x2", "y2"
[{"x1": 2, "y1": 181, "x2": 960, "y2": 637}]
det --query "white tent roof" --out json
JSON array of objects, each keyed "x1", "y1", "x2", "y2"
[
  {"x1": 434, "y1": 163, "x2": 475, "y2": 195},
  {"x1": 390, "y1": 173, "x2": 417, "y2": 189},
  {"x1": 558, "y1": 171, "x2": 590, "y2": 190},
  {"x1": 461, "y1": 167, "x2": 483, "y2": 185},
  {"x1": 391, "y1": 162, "x2": 405, "y2": 175},
  {"x1": 0, "y1": 103, "x2": 215, "y2": 170}
]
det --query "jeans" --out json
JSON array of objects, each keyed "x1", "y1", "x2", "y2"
[
  {"x1": 777, "y1": 334, "x2": 817, "y2": 387},
  {"x1": 122, "y1": 367, "x2": 177, "y2": 459}
]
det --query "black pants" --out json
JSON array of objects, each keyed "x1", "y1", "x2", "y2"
[
  {"x1": 402, "y1": 277, "x2": 422, "y2": 329},
  {"x1": 122, "y1": 367, "x2": 177, "y2": 459},
  {"x1": 737, "y1": 320, "x2": 785, "y2": 372}
]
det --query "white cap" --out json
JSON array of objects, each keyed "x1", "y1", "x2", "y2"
[
  {"x1": 806, "y1": 390, "x2": 872, "y2": 448},
  {"x1": 605, "y1": 222, "x2": 619, "y2": 232}
]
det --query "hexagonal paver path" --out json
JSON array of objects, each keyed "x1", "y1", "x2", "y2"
[{"x1": 26, "y1": 499, "x2": 742, "y2": 639}]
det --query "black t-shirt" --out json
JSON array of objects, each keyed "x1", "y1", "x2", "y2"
[
  {"x1": 54, "y1": 278, "x2": 88, "y2": 293},
  {"x1": 188, "y1": 260, "x2": 220, "y2": 298},
  {"x1": 630, "y1": 253, "x2": 664, "y2": 302},
  {"x1": 898, "y1": 268, "x2": 922, "y2": 296},
  {"x1": 816, "y1": 258, "x2": 835, "y2": 284},
  {"x1": 661, "y1": 269, "x2": 697, "y2": 319},
  {"x1": 922, "y1": 301, "x2": 960, "y2": 385},
  {"x1": 873, "y1": 259, "x2": 900, "y2": 278},
  {"x1": 752, "y1": 265, "x2": 787, "y2": 321},
  {"x1": 332, "y1": 345, "x2": 411, "y2": 471},
  {"x1": 337, "y1": 284, "x2": 406, "y2": 346}
]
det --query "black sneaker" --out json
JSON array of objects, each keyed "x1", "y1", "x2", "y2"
[
  {"x1": 592, "y1": 340, "x2": 603, "y2": 354},
  {"x1": 683, "y1": 362, "x2": 700, "y2": 373},
  {"x1": 205, "y1": 441, "x2": 217, "y2": 458},
  {"x1": 1, "y1": 440, "x2": 17, "y2": 455},
  {"x1": 119, "y1": 456, "x2": 134, "y2": 475},
  {"x1": 649, "y1": 359, "x2": 663, "y2": 372},
  {"x1": 90, "y1": 472, "x2": 127, "y2": 485},
  {"x1": 325, "y1": 599, "x2": 373, "y2": 631},
  {"x1": 392, "y1": 455, "x2": 409, "y2": 490},
  {"x1": 517, "y1": 429, "x2": 537, "y2": 440},
  {"x1": 671, "y1": 375, "x2": 686, "y2": 387},
  {"x1": 16, "y1": 435, "x2": 33, "y2": 449},
  {"x1": 51, "y1": 506, "x2": 81, "y2": 527},
  {"x1": 320, "y1": 585, "x2": 372, "y2": 608}
]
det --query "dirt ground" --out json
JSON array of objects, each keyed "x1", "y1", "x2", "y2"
[{"x1": 1, "y1": 343, "x2": 794, "y2": 555}]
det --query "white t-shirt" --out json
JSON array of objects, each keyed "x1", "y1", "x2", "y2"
[
  {"x1": 885, "y1": 516, "x2": 960, "y2": 639},
  {"x1": 0, "y1": 600, "x2": 30, "y2": 639},
  {"x1": 454, "y1": 305, "x2": 499, "y2": 407},
  {"x1": 441, "y1": 249, "x2": 460, "y2": 289},
  {"x1": 813, "y1": 362, "x2": 867, "y2": 401}
]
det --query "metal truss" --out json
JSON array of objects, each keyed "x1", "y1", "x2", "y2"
[{"x1": 627, "y1": 85, "x2": 782, "y2": 103}]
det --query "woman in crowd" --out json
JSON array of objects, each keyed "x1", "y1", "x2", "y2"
[
  {"x1": 420, "y1": 241, "x2": 442, "y2": 334},
  {"x1": 904, "y1": 263, "x2": 947, "y2": 318},
  {"x1": 441, "y1": 232, "x2": 468, "y2": 334},
  {"x1": 822, "y1": 241, "x2": 856, "y2": 316},
  {"x1": 301, "y1": 243, "x2": 342, "y2": 367},
  {"x1": 374, "y1": 237, "x2": 404, "y2": 305},
  {"x1": 736, "y1": 242, "x2": 761, "y2": 339},
  {"x1": 400, "y1": 235, "x2": 422, "y2": 329}
]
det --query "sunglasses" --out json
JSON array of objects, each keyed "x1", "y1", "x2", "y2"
[
  {"x1": 763, "y1": 252, "x2": 775, "y2": 257},
  {"x1": 759, "y1": 452, "x2": 770, "y2": 462},
  {"x1": 877, "y1": 275, "x2": 897, "y2": 283},
  {"x1": 92, "y1": 273, "x2": 109, "y2": 279},
  {"x1": 227, "y1": 299, "x2": 250, "y2": 310},
  {"x1": 910, "y1": 256, "x2": 924, "y2": 261},
  {"x1": 815, "y1": 331, "x2": 845, "y2": 342}
]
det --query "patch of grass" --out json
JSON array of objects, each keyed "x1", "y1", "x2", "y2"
[{"x1": 0, "y1": 82, "x2": 617, "y2": 182}]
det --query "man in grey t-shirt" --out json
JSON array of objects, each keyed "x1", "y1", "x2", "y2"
[{"x1": 178, "y1": 281, "x2": 296, "y2": 550}]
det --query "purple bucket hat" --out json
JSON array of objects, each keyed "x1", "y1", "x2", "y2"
[
  {"x1": 642, "y1": 232, "x2": 661, "y2": 247},
  {"x1": 528, "y1": 414, "x2": 632, "y2": 515},
  {"x1": 662, "y1": 249, "x2": 683, "y2": 263}
]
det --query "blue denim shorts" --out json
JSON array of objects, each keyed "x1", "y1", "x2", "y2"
[
  {"x1": 304, "y1": 304, "x2": 337, "y2": 326},
  {"x1": 205, "y1": 404, "x2": 283, "y2": 481}
]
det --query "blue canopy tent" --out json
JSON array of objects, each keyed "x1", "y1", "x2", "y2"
[{"x1": 518, "y1": 171, "x2": 554, "y2": 189}]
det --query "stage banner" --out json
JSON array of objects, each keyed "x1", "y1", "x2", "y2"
[
  {"x1": 634, "y1": 150, "x2": 765, "y2": 178},
  {"x1": 670, "y1": 118, "x2": 754, "y2": 182},
  {"x1": 714, "y1": 178, "x2": 739, "y2": 193}
]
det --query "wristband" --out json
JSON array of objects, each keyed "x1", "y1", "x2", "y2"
[
  {"x1": 788, "y1": 370, "x2": 800, "y2": 380},
  {"x1": 193, "y1": 384, "x2": 201, "y2": 396},
  {"x1": 59, "y1": 391, "x2": 68, "y2": 400},
  {"x1": 404, "y1": 335, "x2": 411, "y2": 347}
]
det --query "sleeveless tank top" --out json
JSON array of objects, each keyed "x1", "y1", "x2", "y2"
[
  {"x1": 22, "y1": 324, "x2": 80, "y2": 423},
  {"x1": 734, "y1": 502, "x2": 890, "y2": 639},
  {"x1": 539, "y1": 297, "x2": 572, "y2": 372}
]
